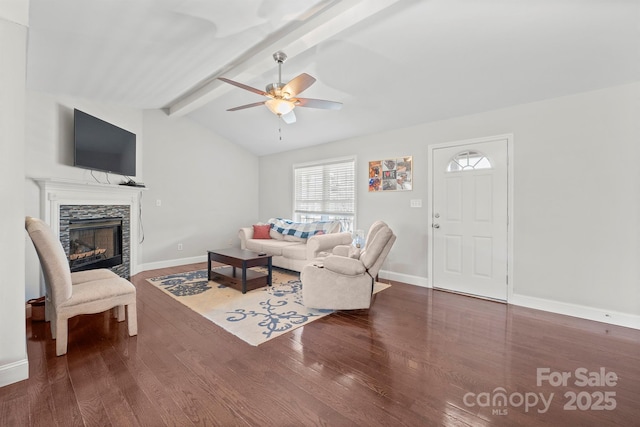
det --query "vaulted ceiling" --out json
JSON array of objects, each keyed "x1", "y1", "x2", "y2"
[{"x1": 27, "y1": 0, "x2": 640, "y2": 155}]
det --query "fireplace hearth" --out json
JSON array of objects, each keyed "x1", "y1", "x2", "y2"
[{"x1": 68, "y1": 217, "x2": 123, "y2": 272}]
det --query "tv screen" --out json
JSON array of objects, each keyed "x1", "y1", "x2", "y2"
[{"x1": 74, "y1": 109, "x2": 136, "y2": 176}]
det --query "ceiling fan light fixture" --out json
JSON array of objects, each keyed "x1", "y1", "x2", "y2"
[
  {"x1": 219, "y1": 51, "x2": 341, "y2": 124},
  {"x1": 266, "y1": 98, "x2": 295, "y2": 116}
]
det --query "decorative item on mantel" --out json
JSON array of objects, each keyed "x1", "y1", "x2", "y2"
[{"x1": 368, "y1": 156, "x2": 412, "y2": 192}]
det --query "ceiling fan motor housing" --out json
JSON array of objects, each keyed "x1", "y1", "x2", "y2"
[{"x1": 266, "y1": 82, "x2": 290, "y2": 99}]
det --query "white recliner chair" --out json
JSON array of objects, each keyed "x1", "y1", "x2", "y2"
[{"x1": 301, "y1": 221, "x2": 396, "y2": 310}]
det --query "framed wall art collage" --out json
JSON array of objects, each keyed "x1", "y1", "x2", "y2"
[{"x1": 368, "y1": 156, "x2": 412, "y2": 192}]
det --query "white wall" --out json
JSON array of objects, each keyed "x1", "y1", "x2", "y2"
[
  {"x1": 22, "y1": 97, "x2": 260, "y2": 293},
  {"x1": 138, "y1": 110, "x2": 259, "y2": 269},
  {"x1": 0, "y1": 1, "x2": 29, "y2": 387},
  {"x1": 258, "y1": 132, "x2": 430, "y2": 281},
  {"x1": 24, "y1": 93, "x2": 144, "y2": 184},
  {"x1": 23, "y1": 92, "x2": 144, "y2": 300},
  {"x1": 260, "y1": 82, "x2": 640, "y2": 326}
]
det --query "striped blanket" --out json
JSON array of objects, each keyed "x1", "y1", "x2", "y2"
[{"x1": 268, "y1": 218, "x2": 341, "y2": 239}]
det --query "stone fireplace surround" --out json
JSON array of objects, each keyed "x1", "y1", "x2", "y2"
[
  {"x1": 60, "y1": 204, "x2": 130, "y2": 277},
  {"x1": 35, "y1": 178, "x2": 145, "y2": 279}
]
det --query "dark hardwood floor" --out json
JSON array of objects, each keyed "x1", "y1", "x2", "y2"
[{"x1": 2, "y1": 262, "x2": 639, "y2": 426}]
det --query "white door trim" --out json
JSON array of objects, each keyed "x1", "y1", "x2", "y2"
[{"x1": 427, "y1": 134, "x2": 514, "y2": 302}]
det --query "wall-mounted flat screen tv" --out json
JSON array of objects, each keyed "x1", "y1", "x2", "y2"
[{"x1": 74, "y1": 109, "x2": 136, "y2": 176}]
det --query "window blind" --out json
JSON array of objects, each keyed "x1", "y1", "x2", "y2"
[{"x1": 293, "y1": 158, "x2": 355, "y2": 230}]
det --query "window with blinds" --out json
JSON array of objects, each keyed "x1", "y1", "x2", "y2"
[{"x1": 293, "y1": 157, "x2": 356, "y2": 232}]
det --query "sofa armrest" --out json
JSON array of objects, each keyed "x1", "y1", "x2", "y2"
[
  {"x1": 323, "y1": 255, "x2": 366, "y2": 275},
  {"x1": 332, "y1": 245, "x2": 351, "y2": 257},
  {"x1": 306, "y1": 232, "x2": 352, "y2": 259},
  {"x1": 238, "y1": 227, "x2": 254, "y2": 250}
]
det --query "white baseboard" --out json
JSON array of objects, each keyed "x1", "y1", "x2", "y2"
[
  {"x1": 378, "y1": 269, "x2": 429, "y2": 288},
  {"x1": 138, "y1": 255, "x2": 207, "y2": 273},
  {"x1": 0, "y1": 358, "x2": 29, "y2": 387},
  {"x1": 377, "y1": 271, "x2": 639, "y2": 330},
  {"x1": 511, "y1": 294, "x2": 640, "y2": 330}
]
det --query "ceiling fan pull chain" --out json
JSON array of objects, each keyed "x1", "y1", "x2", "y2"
[{"x1": 276, "y1": 115, "x2": 283, "y2": 141}]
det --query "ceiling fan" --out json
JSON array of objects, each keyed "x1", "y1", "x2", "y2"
[{"x1": 218, "y1": 51, "x2": 342, "y2": 124}]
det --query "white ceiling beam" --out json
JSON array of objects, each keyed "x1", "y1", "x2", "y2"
[{"x1": 166, "y1": 0, "x2": 401, "y2": 117}]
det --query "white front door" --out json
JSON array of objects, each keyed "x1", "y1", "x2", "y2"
[{"x1": 431, "y1": 137, "x2": 509, "y2": 300}]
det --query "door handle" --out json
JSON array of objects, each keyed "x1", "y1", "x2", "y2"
[{"x1": 433, "y1": 223, "x2": 440, "y2": 229}]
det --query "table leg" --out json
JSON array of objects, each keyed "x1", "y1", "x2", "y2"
[
  {"x1": 267, "y1": 257, "x2": 272, "y2": 287},
  {"x1": 242, "y1": 261, "x2": 247, "y2": 294},
  {"x1": 207, "y1": 253, "x2": 212, "y2": 281}
]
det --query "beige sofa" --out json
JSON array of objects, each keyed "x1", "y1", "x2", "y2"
[{"x1": 238, "y1": 220, "x2": 352, "y2": 272}]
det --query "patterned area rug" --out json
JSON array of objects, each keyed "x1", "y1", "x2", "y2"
[{"x1": 147, "y1": 268, "x2": 390, "y2": 346}]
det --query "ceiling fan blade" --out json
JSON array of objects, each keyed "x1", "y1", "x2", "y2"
[
  {"x1": 218, "y1": 77, "x2": 269, "y2": 97},
  {"x1": 295, "y1": 98, "x2": 343, "y2": 110},
  {"x1": 280, "y1": 110, "x2": 296, "y2": 124},
  {"x1": 226, "y1": 101, "x2": 266, "y2": 111},
  {"x1": 282, "y1": 73, "x2": 316, "y2": 97}
]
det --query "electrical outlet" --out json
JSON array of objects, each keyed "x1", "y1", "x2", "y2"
[
  {"x1": 177, "y1": 243, "x2": 183, "y2": 251},
  {"x1": 156, "y1": 199, "x2": 162, "y2": 207}
]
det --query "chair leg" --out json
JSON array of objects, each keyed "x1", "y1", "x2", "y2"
[
  {"x1": 45, "y1": 299, "x2": 51, "y2": 322},
  {"x1": 50, "y1": 312, "x2": 57, "y2": 339},
  {"x1": 55, "y1": 316, "x2": 68, "y2": 356},
  {"x1": 127, "y1": 302, "x2": 138, "y2": 336},
  {"x1": 116, "y1": 305, "x2": 125, "y2": 322}
]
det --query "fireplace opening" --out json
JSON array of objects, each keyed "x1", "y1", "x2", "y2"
[{"x1": 68, "y1": 217, "x2": 123, "y2": 272}]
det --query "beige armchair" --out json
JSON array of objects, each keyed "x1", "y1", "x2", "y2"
[
  {"x1": 301, "y1": 221, "x2": 396, "y2": 310},
  {"x1": 25, "y1": 217, "x2": 137, "y2": 356}
]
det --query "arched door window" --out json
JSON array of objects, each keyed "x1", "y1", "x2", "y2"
[{"x1": 446, "y1": 150, "x2": 492, "y2": 172}]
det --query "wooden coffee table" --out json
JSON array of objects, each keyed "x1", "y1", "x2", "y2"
[{"x1": 207, "y1": 248, "x2": 272, "y2": 294}]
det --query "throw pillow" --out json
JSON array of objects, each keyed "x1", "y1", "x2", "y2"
[
  {"x1": 269, "y1": 229, "x2": 284, "y2": 240},
  {"x1": 253, "y1": 224, "x2": 271, "y2": 239}
]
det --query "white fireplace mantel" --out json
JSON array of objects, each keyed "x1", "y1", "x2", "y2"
[{"x1": 33, "y1": 178, "x2": 147, "y2": 275}]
